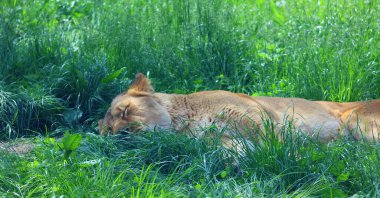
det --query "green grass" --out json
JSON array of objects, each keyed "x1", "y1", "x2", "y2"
[
  {"x1": 1, "y1": 0, "x2": 380, "y2": 197},
  {"x1": 1, "y1": 127, "x2": 379, "y2": 197}
]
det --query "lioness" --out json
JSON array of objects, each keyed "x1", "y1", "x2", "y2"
[{"x1": 98, "y1": 73, "x2": 380, "y2": 147}]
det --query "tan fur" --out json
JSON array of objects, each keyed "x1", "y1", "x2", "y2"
[{"x1": 99, "y1": 73, "x2": 380, "y2": 146}]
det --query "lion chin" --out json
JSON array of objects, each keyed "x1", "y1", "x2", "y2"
[{"x1": 99, "y1": 73, "x2": 380, "y2": 149}]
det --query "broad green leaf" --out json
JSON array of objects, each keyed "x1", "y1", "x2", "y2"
[
  {"x1": 101, "y1": 67, "x2": 127, "y2": 83},
  {"x1": 220, "y1": 170, "x2": 228, "y2": 179},
  {"x1": 319, "y1": 187, "x2": 347, "y2": 198},
  {"x1": 195, "y1": 184, "x2": 202, "y2": 190},
  {"x1": 63, "y1": 108, "x2": 83, "y2": 126},
  {"x1": 62, "y1": 132, "x2": 82, "y2": 151},
  {"x1": 329, "y1": 160, "x2": 345, "y2": 176},
  {"x1": 337, "y1": 172, "x2": 350, "y2": 182}
]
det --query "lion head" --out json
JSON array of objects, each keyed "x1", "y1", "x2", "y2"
[{"x1": 98, "y1": 73, "x2": 171, "y2": 135}]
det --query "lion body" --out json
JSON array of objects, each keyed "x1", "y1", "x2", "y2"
[{"x1": 99, "y1": 74, "x2": 380, "y2": 144}]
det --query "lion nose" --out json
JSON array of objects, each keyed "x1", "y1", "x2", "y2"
[{"x1": 112, "y1": 123, "x2": 121, "y2": 134}]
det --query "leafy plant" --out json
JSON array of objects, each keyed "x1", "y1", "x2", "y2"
[{"x1": 58, "y1": 132, "x2": 82, "y2": 161}]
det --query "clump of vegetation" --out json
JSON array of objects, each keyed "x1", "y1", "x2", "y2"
[
  {"x1": 0, "y1": 83, "x2": 62, "y2": 139},
  {"x1": 1, "y1": 0, "x2": 380, "y2": 136},
  {"x1": 1, "y1": 0, "x2": 379, "y2": 196},
  {"x1": 1, "y1": 127, "x2": 379, "y2": 197}
]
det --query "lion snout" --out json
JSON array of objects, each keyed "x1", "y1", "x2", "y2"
[
  {"x1": 98, "y1": 119, "x2": 117, "y2": 135},
  {"x1": 99, "y1": 117, "x2": 144, "y2": 135},
  {"x1": 98, "y1": 119, "x2": 110, "y2": 135}
]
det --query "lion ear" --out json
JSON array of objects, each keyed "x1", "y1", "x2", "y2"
[{"x1": 128, "y1": 73, "x2": 154, "y2": 93}]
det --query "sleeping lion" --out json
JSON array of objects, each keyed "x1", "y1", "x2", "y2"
[{"x1": 98, "y1": 73, "x2": 380, "y2": 147}]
